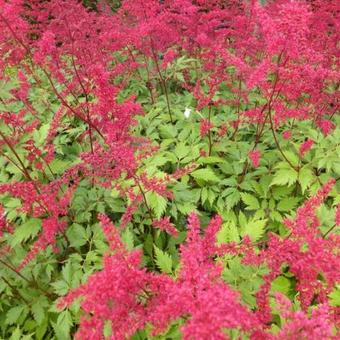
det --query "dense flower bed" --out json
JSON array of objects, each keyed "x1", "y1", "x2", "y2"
[{"x1": 0, "y1": 0, "x2": 339, "y2": 339}]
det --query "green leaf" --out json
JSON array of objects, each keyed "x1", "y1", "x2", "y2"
[
  {"x1": 276, "y1": 197, "x2": 300, "y2": 212},
  {"x1": 329, "y1": 287, "x2": 340, "y2": 307},
  {"x1": 66, "y1": 223, "x2": 87, "y2": 247},
  {"x1": 62, "y1": 261, "x2": 72, "y2": 285},
  {"x1": 159, "y1": 125, "x2": 177, "y2": 139},
  {"x1": 197, "y1": 156, "x2": 225, "y2": 164},
  {"x1": 242, "y1": 219, "x2": 267, "y2": 242},
  {"x1": 146, "y1": 192, "x2": 167, "y2": 219},
  {"x1": 240, "y1": 193, "x2": 260, "y2": 210},
  {"x1": 177, "y1": 202, "x2": 197, "y2": 214},
  {"x1": 201, "y1": 187, "x2": 208, "y2": 204},
  {"x1": 270, "y1": 211, "x2": 283, "y2": 222},
  {"x1": 33, "y1": 123, "x2": 50, "y2": 145},
  {"x1": 51, "y1": 280, "x2": 69, "y2": 295},
  {"x1": 9, "y1": 327, "x2": 22, "y2": 340},
  {"x1": 122, "y1": 227, "x2": 134, "y2": 251},
  {"x1": 225, "y1": 190, "x2": 241, "y2": 210},
  {"x1": 154, "y1": 246, "x2": 173, "y2": 274},
  {"x1": 271, "y1": 186, "x2": 293, "y2": 200},
  {"x1": 271, "y1": 276, "x2": 292, "y2": 296},
  {"x1": 174, "y1": 142, "x2": 190, "y2": 159},
  {"x1": 283, "y1": 151, "x2": 299, "y2": 167},
  {"x1": 6, "y1": 306, "x2": 24, "y2": 325},
  {"x1": 190, "y1": 168, "x2": 220, "y2": 183},
  {"x1": 298, "y1": 166, "x2": 314, "y2": 193},
  {"x1": 10, "y1": 218, "x2": 41, "y2": 247},
  {"x1": 271, "y1": 168, "x2": 298, "y2": 187},
  {"x1": 52, "y1": 311, "x2": 72, "y2": 340},
  {"x1": 31, "y1": 299, "x2": 47, "y2": 325},
  {"x1": 238, "y1": 211, "x2": 247, "y2": 227},
  {"x1": 49, "y1": 158, "x2": 73, "y2": 174},
  {"x1": 217, "y1": 221, "x2": 240, "y2": 244}
]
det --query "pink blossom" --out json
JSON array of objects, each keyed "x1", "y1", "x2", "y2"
[
  {"x1": 249, "y1": 149, "x2": 261, "y2": 168},
  {"x1": 335, "y1": 203, "x2": 340, "y2": 226},
  {"x1": 275, "y1": 294, "x2": 334, "y2": 339},
  {"x1": 152, "y1": 217, "x2": 178, "y2": 238},
  {"x1": 282, "y1": 130, "x2": 292, "y2": 140},
  {"x1": 299, "y1": 139, "x2": 314, "y2": 157},
  {"x1": 200, "y1": 119, "x2": 214, "y2": 137},
  {"x1": 317, "y1": 120, "x2": 335, "y2": 136}
]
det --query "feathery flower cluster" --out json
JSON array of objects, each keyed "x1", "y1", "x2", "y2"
[
  {"x1": 248, "y1": 149, "x2": 261, "y2": 168},
  {"x1": 249, "y1": 179, "x2": 340, "y2": 322},
  {"x1": 62, "y1": 213, "x2": 265, "y2": 339},
  {"x1": 299, "y1": 139, "x2": 314, "y2": 157},
  {"x1": 61, "y1": 195, "x2": 340, "y2": 339},
  {"x1": 152, "y1": 217, "x2": 178, "y2": 238},
  {"x1": 0, "y1": 0, "x2": 338, "y2": 338},
  {"x1": 274, "y1": 293, "x2": 335, "y2": 339}
]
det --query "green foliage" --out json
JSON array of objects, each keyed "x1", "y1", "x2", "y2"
[{"x1": 154, "y1": 246, "x2": 173, "y2": 274}]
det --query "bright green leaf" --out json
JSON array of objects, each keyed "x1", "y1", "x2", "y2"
[{"x1": 154, "y1": 246, "x2": 173, "y2": 274}]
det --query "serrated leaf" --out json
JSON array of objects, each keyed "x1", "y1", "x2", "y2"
[
  {"x1": 240, "y1": 193, "x2": 260, "y2": 210},
  {"x1": 259, "y1": 175, "x2": 273, "y2": 197},
  {"x1": 6, "y1": 306, "x2": 24, "y2": 325},
  {"x1": 148, "y1": 155, "x2": 168, "y2": 167},
  {"x1": 159, "y1": 125, "x2": 177, "y2": 139},
  {"x1": 9, "y1": 327, "x2": 22, "y2": 340},
  {"x1": 191, "y1": 168, "x2": 220, "y2": 183},
  {"x1": 174, "y1": 143, "x2": 190, "y2": 159},
  {"x1": 201, "y1": 187, "x2": 208, "y2": 204},
  {"x1": 225, "y1": 190, "x2": 240, "y2": 210},
  {"x1": 242, "y1": 219, "x2": 267, "y2": 242},
  {"x1": 66, "y1": 223, "x2": 87, "y2": 247},
  {"x1": 31, "y1": 302, "x2": 45, "y2": 325},
  {"x1": 177, "y1": 202, "x2": 197, "y2": 214},
  {"x1": 271, "y1": 186, "x2": 293, "y2": 200},
  {"x1": 10, "y1": 218, "x2": 41, "y2": 247},
  {"x1": 207, "y1": 189, "x2": 216, "y2": 206},
  {"x1": 122, "y1": 228, "x2": 134, "y2": 251},
  {"x1": 146, "y1": 192, "x2": 167, "y2": 219},
  {"x1": 283, "y1": 151, "x2": 299, "y2": 167},
  {"x1": 271, "y1": 168, "x2": 298, "y2": 187},
  {"x1": 298, "y1": 166, "x2": 314, "y2": 193},
  {"x1": 270, "y1": 211, "x2": 283, "y2": 222},
  {"x1": 51, "y1": 280, "x2": 69, "y2": 295},
  {"x1": 49, "y1": 158, "x2": 73, "y2": 174},
  {"x1": 238, "y1": 211, "x2": 247, "y2": 227},
  {"x1": 52, "y1": 311, "x2": 72, "y2": 340},
  {"x1": 154, "y1": 246, "x2": 173, "y2": 274},
  {"x1": 277, "y1": 197, "x2": 300, "y2": 212},
  {"x1": 217, "y1": 221, "x2": 240, "y2": 244},
  {"x1": 62, "y1": 262, "x2": 72, "y2": 285}
]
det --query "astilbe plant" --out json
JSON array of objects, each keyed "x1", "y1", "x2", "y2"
[
  {"x1": 61, "y1": 213, "x2": 263, "y2": 339},
  {"x1": 0, "y1": 0, "x2": 339, "y2": 338},
  {"x1": 0, "y1": 0, "x2": 338, "y2": 266},
  {"x1": 245, "y1": 179, "x2": 340, "y2": 324},
  {"x1": 61, "y1": 181, "x2": 339, "y2": 339}
]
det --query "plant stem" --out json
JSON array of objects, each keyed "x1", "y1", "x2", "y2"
[{"x1": 208, "y1": 105, "x2": 213, "y2": 156}]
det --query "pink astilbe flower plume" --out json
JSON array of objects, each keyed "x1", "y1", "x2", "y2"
[
  {"x1": 248, "y1": 179, "x2": 340, "y2": 323},
  {"x1": 274, "y1": 293, "x2": 335, "y2": 339},
  {"x1": 61, "y1": 213, "x2": 266, "y2": 339},
  {"x1": 299, "y1": 139, "x2": 314, "y2": 157},
  {"x1": 60, "y1": 214, "x2": 169, "y2": 340},
  {"x1": 152, "y1": 217, "x2": 178, "y2": 238},
  {"x1": 249, "y1": 149, "x2": 261, "y2": 168}
]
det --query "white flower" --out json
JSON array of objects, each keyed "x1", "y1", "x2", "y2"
[{"x1": 184, "y1": 107, "x2": 192, "y2": 118}]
